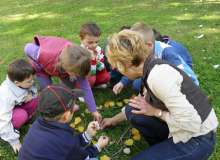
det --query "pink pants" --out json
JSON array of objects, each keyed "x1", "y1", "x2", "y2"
[
  {"x1": 12, "y1": 97, "x2": 39, "y2": 129},
  {"x1": 88, "y1": 69, "x2": 110, "y2": 87}
]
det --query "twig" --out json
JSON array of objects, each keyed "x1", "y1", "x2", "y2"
[
  {"x1": 111, "y1": 147, "x2": 123, "y2": 158},
  {"x1": 116, "y1": 126, "x2": 131, "y2": 145}
]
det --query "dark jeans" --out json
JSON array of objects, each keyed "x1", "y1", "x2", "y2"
[{"x1": 125, "y1": 106, "x2": 216, "y2": 160}]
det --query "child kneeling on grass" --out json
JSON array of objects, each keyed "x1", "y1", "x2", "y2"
[
  {"x1": 80, "y1": 22, "x2": 110, "y2": 88},
  {"x1": 18, "y1": 84, "x2": 109, "y2": 160},
  {"x1": 0, "y1": 59, "x2": 38, "y2": 154}
]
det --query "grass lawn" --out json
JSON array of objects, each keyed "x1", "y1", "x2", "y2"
[{"x1": 0, "y1": 0, "x2": 219, "y2": 159}]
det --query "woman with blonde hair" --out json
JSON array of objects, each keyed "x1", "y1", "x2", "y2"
[{"x1": 102, "y1": 30, "x2": 218, "y2": 160}]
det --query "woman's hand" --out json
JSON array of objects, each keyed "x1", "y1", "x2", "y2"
[{"x1": 129, "y1": 96, "x2": 159, "y2": 117}]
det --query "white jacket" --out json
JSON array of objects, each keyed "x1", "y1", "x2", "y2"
[{"x1": 0, "y1": 77, "x2": 37, "y2": 146}]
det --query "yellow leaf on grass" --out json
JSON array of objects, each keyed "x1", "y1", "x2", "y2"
[
  {"x1": 85, "y1": 109, "x2": 90, "y2": 114},
  {"x1": 124, "y1": 139, "x2": 134, "y2": 146},
  {"x1": 92, "y1": 140, "x2": 97, "y2": 145},
  {"x1": 70, "y1": 123, "x2": 75, "y2": 128},
  {"x1": 104, "y1": 101, "x2": 110, "y2": 108},
  {"x1": 116, "y1": 101, "x2": 123, "y2": 107},
  {"x1": 100, "y1": 155, "x2": 111, "y2": 160},
  {"x1": 131, "y1": 128, "x2": 139, "y2": 135},
  {"x1": 132, "y1": 134, "x2": 141, "y2": 141},
  {"x1": 77, "y1": 126, "x2": 84, "y2": 132},
  {"x1": 108, "y1": 101, "x2": 115, "y2": 107},
  {"x1": 123, "y1": 99, "x2": 129, "y2": 104},
  {"x1": 74, "y1": 117, "x2": 82, "y2": 125}
]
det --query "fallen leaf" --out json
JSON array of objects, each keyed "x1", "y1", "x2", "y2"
[
  {"x1": 131, "y1": 128, "x2": 139, "y2": 135},
  {"x1": 77, "y1": 126, "x2": 84, "y2": 132},
  {"x1": 123, "y1": 147, "x2": 131, "y2": 154},
  {"x1": 100, "y1": 155, "x2": 111, "y2": 160},
  {"x1": 70, "y1": 123, "x2": 75, "y2": 128},
  {"x1": 213, "y1": 64, "x2": 219, "y2": 69},
  {"x1": 195, "y1": 34, "x2": 204, "y2": 39},
  {"x1": 124, "y1": 139, "x2": 134, "y2": 146},
  {"x1": 109, "y1": 101, "x2": 115, "y2": 107},
  {"x1": 116, "y1": 102, "x2": 123, "y2": 107},
  {"x1": 85, "y1": 109, "x2": 90, "y2": 114},
  {"x1": 123, "y1": 99, "x2": 129, "y2": 104},
  {"x1": 92, "y1": 140, "x2": 97, "y2": 145},
  {"x1": 132, "y1": 134, "x2": 141, "y2": 141},
  {"x1": 104, "y1": 101, "x2": 110, "y2": 108},
  {"x1": 74, "y1": 117, "x2": 82, "y2": 125}
]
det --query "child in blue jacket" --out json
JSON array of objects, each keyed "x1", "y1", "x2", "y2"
[
  {"x1": 18, "y1": 85, "x2": 109, "y2": 160},
  {"x1": 112, "y1": 22, "x2": 199, "y2": 94}
]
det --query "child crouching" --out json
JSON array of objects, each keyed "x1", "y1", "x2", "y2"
[
  {"x1": 18, "y1": 84, "x2": 109, "y2": 160},
  {"x1": 0, "y1": 59, "x2": 38, "y2": 154}
]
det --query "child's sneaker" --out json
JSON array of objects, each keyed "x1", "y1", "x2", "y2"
[{"x1": 94, "y1": 84, "x2": 107, "y2": 89}]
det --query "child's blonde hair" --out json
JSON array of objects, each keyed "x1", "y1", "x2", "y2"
[
  {"x1": 106, "y1": 30, "x2": 151, "y2": 73},
  {"x1": 60, "y1": 45, "x2": 91, "y2": 77},
  {"x1": 131, "y1": 22, "x2": 155, "y2": 43}
]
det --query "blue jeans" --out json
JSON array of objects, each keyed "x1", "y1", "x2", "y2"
[{"x1": 125, "y1": 106, "x2": 216, "y2": 160}]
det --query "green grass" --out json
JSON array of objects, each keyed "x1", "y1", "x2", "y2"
[{"x1": 0, "y1": 0, "x2": 220, "y2": 159}]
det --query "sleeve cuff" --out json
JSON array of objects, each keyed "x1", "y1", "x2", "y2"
[
  {"x1": 9, "y1": 139, "x2": 20, "y2": 146},
  {"x1": 120, "y1": 76, "x2": 130, "y2": 86},
  {"x1": 121, "y1": 107, "x2": 127, "y2": 120},
  {"x1": 94, "y1": 143, "x2": 101, "y2": 152},
  {"x1": 83, "y1": 131, "x2": 92, "y2": 143}
]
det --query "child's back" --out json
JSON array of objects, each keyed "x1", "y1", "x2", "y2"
[{"x1": 19, "y1": 117, "x2": 97, "y2": 160}]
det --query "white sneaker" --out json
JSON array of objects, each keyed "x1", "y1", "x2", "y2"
[{"x1": 95, "y1": 84, "x2": 107, "y2": 89}]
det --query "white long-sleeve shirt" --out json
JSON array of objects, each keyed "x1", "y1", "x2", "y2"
[
  {"x1": 0, "y1": 77, "x2": 37, "y2": 146},
  {"x1": 147, "y1": 64, "x2": 218, "y2": 143}
]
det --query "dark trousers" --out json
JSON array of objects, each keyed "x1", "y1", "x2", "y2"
[{"x1": 125, "y1": 106, "x2": 216, "y2": 160}]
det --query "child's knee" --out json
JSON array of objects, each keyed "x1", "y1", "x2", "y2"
[{"x1": 12, "y1": 109, "x2": 28, "y2": 129}]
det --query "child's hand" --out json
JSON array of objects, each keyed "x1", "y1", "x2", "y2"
[
  {"x1": 113, "y1": 82, "x2": 124, "y2": 95},
  {"x1": 86, "y1": 121, "x2": 100, "y2": 137},
  {"x1": 11, "y1": 141, "x2": 21, "y2": 154},
  {"x1": 97, "y1": 136, "x2": 109, "y2": 149},
  {"x1": 92, "y1": 111, "x2": 102, "y2": 122}
]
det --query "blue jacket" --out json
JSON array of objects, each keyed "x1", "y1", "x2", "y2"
[
  {"x1": 168, "y1": 40, "x2": 193, "y2": 69},
  {"x1": 120, "y1": 41, "x2": 199, "y2": 86},
  {"x1": 18, "y1": 117, "x2": 99, "y2": 160}
]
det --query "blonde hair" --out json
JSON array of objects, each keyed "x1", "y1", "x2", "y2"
[
  {"x1": 60, "y1": 44, "x2": 91, "y2": 77},
  {"x1": 106, "y1": 30, "x2": 151, "y2": 73},
  {"x1": 131, "y1": 22, "x2": 155, "y2": 43}
]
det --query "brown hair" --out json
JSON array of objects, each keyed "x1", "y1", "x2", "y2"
[
  {"x1": 60, "y1": 45, "x2": 91, "y2": 77},
  {"x1": 106, "y1": 30, "x2": 151, "y2": 73},
  {"x1": 7, "y1": 59, "x2": 35, "y2": 82},
  {"x1": 80, "y1": 22, "x2": 101, "y2": 39},
  {"x1": 131, "y1": 22, "x2": 155, "y2": 43}
]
